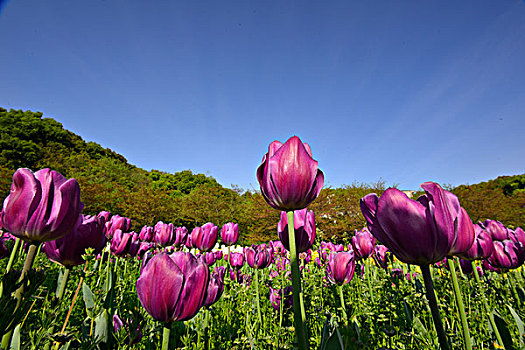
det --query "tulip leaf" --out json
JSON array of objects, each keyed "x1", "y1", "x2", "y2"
[
  {"x1": 55, "y1": 270, "x2": 63, "y2": 299},
  {"x1": 82, "y1": 283, "x2": 95, "y2": 315},
  {"x1": 508, "y1": 305, "x2": 524, "y2": 347},
  {"x1": 94, "y1": 310, "x2": 108, "y2": 344},
  {"x1": 493, "y1": 312, "x2": 516, "y2": 350},
  {"x1": 10, "y1": 324, "x2": 20, "y2": 350},
  {"x1": 403, "y1": 300, "x2": 413, "y2": 327}
]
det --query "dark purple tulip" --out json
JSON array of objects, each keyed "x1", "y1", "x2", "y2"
[
  {"x1": 326, "y1": 251, "x2": 356, "y2": 285},
  {"x1": 360, "y1": 182, "x2": 470, "y2": 265},
  {"x1": 105, "y1": 215, "x2": 132, "y2": 240},
  {"x1": 510, "y1": 227, "x2": 525, "y2": 247},
  {"x1": 111, "y1": 229, "x2": 132, "y2": 257},
  {"x1": 458, "y1": 259, "x2": 474, "y2": 275},
  {"x1": 269, "y1": 286, "x2": 293, "y2": 311},
  {"x1": 185, "y1": 232, "x2": 193, "y2": 249},
  {"x1": 136, "y1": 252, "x2": 209, "y2": 322},
  {"x1": 127, "y1": 233, "x2": 141, "y2": 258},
  {"x1": 136, "y1": 242, "x2": 153, "y2": 260},
  {"x1": 214, "y1": 250, "x2": 223, "y2": 260},
  {"x1": 1, "y1": 168, "x2": 84, "y2": 242},
  {"x1": 245, "y1": 244, "x2": 272, "y2": 269},
  {"x1": 483, "y1": 220, "x2": 510, "y2": 241},
  {"x1": 0, "y1": 232, "x2": 10, "y2": 259},
  {"x1": 139, "y1": 226, "x2": 154, "y2": 242},
  {"x1": 229, "y1": 252, "x2": 245, "y2": 269},
  {"x1": 277, "y1": 208, "x2": 316, "y2": 254},
  {"x1": 488, "y1": 239, "x2": 525, "y2": 271},
  {"x1": 44, "y1": 214, "x2": 106, "y2": 267},
  {"x1": 203, "y1": 252, "x2": 218, "y2": 266},
  {"x1": 447, "y1": 207, "x2": 475, "y2": 257},
  {"x1": 154, "y1": 221, "x2": 175, "y2": 247},
  {"x1": 203, "y1": 266, "x2": 226, "y2": 307},
  {"x1": 352, "y1": 227, "x2": 376, "y2": 260},
  {"x1": 97, "y1": 211, "x2": 112, "y2": 223},
  {"x1": 457, "y1": 224, "x2": 494, "y2": 261},
  {"x1": 113, "y1": 314, "x2": 142, "y2": 345},
  {"x1": 257, "y1": 136, "x2": 325, "y2": 211},
  {"x1": 373, "y1": 245, "x2": 391, "y2": 269},
  {"x1": 269, "y1": 240, "x2": 287, "y2": 258},
  {"x1": 390, "y1": 268, "x2": 404, "y2": 282},
  {"x1": 221, "y1": 222, "x2": 239, "y2": 246},
  {"x1": 173, "y1": 227, "x2": 188, "y2": 247},
  {"x1": 192, "y1": 223, "x2": 218, "y2": 252}
]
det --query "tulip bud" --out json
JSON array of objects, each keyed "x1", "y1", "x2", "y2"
[
  {"x1": 245, "y1": 244, "x2": 272, "y2": 269},
  {"x1": 105, "y1": 215, "x2": 131, "y2": 240},
  {"x1": 457, "y1": 224, "x2": 494, "y2": 261},
  {"x1": 173, "y1": 227, "x2": 188, "y2": 247},
  {"x1": 373, "y1": 245, "x2": 391, "y2": 269},
  {"x1": 483, "y1": 220, "x2": 510, "y2": 241},
  {"x1": 352, "y1": 227, "x2": 376, "y2": 260},
  {"x1": 154, "y1": 221, "x2": 175, "y2": 247},
  {"x1": 1, "y1": 168, "x2": 84, "y2": 242},
  {"x1": 326, "y1": 251, "x2": 356, "y2": 285},
  {"x1": 488, "y1": 239, "x2": 525, "y2": 271},
  {"x1": 221, "y1": 222, "x2": 239, "y2": 246},
  {"x1": 257, "y1": 136, "x2": 324, "y2": 211},
  {"x1": 139, "y1": 226, "x2": 154, "y2": 242},
  {"x1": 229, "y1": 252, "x2": 245, "y2": 269},
  {"x1": 192, "y1": 223, "x2": 218, "y2": 252}
]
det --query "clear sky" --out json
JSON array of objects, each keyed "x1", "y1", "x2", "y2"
[{"x1": 1, "y1": 1, "x2": 524, "y2": 192}]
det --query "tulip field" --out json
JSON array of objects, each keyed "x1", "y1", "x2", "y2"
[{"x1": 1, "y1": 136, "x2": 525, "y2": 349}]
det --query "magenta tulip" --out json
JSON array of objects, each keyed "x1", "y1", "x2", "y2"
[
  {"x1": 154, "y1": 221, "x2": 175, "y2": 247},
  {"x1": 192, "y1": 223, "x2": 218, "y2": 252},
  {"x1": 457, "y1": 224, "x2": 494, "y2": 261},
  {"x1": 483, "y1": 220, "x2": 510, "y2": 241},
  {"x1": 221, "y1": 222, "x2": 239, "y2": 246},
  {"x1": 277, "y1": 208, "x2": 316, "y2": 253},
  {"x1": 229, "y1": 252, "x2": 245, "y2": 269},
  {"x1": 203, "y1": 266, "x2": 226, "y2": 307},
  {"x1": 352, "y1": 227, "x2": 376, "y2": 260},
  {"x1": 488, "y1": 239, "x2": 525, "y2": 271},
  {"x1": 269, "y1": 286, "x2": 293, "y2": 311},
  {"x1": 257, "y1": 136, "x2": 324, "y2": 211},
  {"x1": 44, "y1": 214, "x2": 106, "y2": 267},
  {"x1": 360, "y1": 182, "x2": 471, "y2": 265},
  {"x1": 245, "y1": 244, "x2": 272, "y2": 269},
  {"x1": 173, "y1": 226, "x2": 188, "y2": 247},
  {"x1": 111, "y1": 229, "x2": 132, "y2": 257},
  {"x1": 139, "y1": 225, "x2": 154, "y2": 242},
  {"x1": 326, "y1": 251, "x2": 356, "y2": 285},
  {"x1": 136, "y1": 252, "x2": 209, "y2": 322},
  {"x1": 1, "y1": 168, "x2": 83, "y2": 242},
  {"x1": 105, "y1": 215, "x2": 131, "y2": 240},
  {"x1": 373, "y1": 245, "x2": 391, "y2": 269}
]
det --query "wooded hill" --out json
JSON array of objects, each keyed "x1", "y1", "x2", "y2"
[{"x1": 1, "y1": 107, "x2": 523, "y2": 244}]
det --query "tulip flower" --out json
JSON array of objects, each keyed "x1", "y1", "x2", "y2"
[
  {"x1": 229, "y1": 252, "x2": 245, "y2": 269},
  {"x1": 154, "y1": 221, "x2": 175, "y2": 247},
  {"x1": 326, "y1": 251, "x2": 356, "y2": 286},
  {"x1": 245, "y1": 244, "x2": 272, "y2": 269},
  {"x1": 98, "y1": 211, "x2": 112, "y2": 223},
  {"x1": 510, "y1": 227, "x2": 525, "y2": 247},
  {"x1": 203, "y1": 252, "x2": 218, "y2": 266},
  {"x1": 269, "y1": 286, "x2": 293, "y2": 311},
  {"x1": 139, "y1": 226, "x2": 154, "y2": 242},
  {"x1": 111, "y1": 229, "x2": 132, "y2": 257},
  {"x1": 221, "y1": 222, "x2": 239, "y2": 246},
  {"x1": 191, "y1": 223, "x2": 218, "y2": 252},
  {"x1": 214, "y1": 250, "x2": 223, "y2": 260},
  {"x1": 352, "y1": 227, "x2": 376, "y2": 260},
  {"x1": 113, "y1": 314, "x2": 142, "y2": 345},
  {"x1": 277, "y1": 208, "x2": 316, "y2": 254},
  {"x1": 457, "y1": 224, "x2": 494, "y2": 261},
  {"x1": 105, "y1": 215, "x2": 132, "y2": 240},
  {"x1": 44, "y1": 214, "x2": 106, "y2": 267},
  {"x1": 173, "y1": 226, "x2": 188, "y2": 247},
  {"x1": 488, "y1": 239, "x2": 525, "y2": 271},
  {"x1": 203, "y1": 266, "x2": 226, "y2": 308},
  {"x1": 483, "y1": 219, "x2": 510, "y2": 241},
  {"x1": 136, "y1": 252, "x2": 209, "y2": 323},
  {"x1": 373, "y1": 245, "x2": 391, "y2": 269},
  {"x1": 1, "y1": 168, "x2": 83, "y2": 242},
  {"x1": 257, "y1": 136, "x2": 324, "y2": 211}
]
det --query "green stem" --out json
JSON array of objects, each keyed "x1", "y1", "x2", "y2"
[
  {"x1": 472, "y1": 262, "x2": 504, "y2": 347},
  {"x1": 1, "y1": 243, "x2": 39, "y2": 349},
  {"x1": 162, "y1": 323, "x2": 171, "y2": 350},
  {"x1": 448, "y1": 258, "x2": 472, "y2": 350},
  {"x1": 286, "y1": 211, "x2": 308, "y2": 350},
  {"x1": 5, "y1": 238, "x2": 21, "y2": 274},
  {"x1": 507, "y1": 273, "x2": 521, "y2": 307},
  {"x1": 421, "y1": 264, "x2": 450, "y2": 350},
  {"x1": 56, "y1": 267, "x2": 71, "y2": 302},
  {"x1": 337, "y1": 285, "x2": 348, "y2": 326},
  {"x1": 255, "y1": 270, "x2": 262, "y2": 328},
  {"x1": 365, "y1": 259, "x2": 375, "y2": 303}
]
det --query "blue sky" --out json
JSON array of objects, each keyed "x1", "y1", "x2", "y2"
[{"x1": 1, "y1": 1, "x2": 524, "y2": 191}]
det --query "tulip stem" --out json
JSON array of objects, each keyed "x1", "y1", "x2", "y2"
[
  {"x1": 162, "y1": 323, "x2": 171, "y2": 350},
  {"x1": 471, "y1": 262, "x2": 503, "y2": 347},
  {"x1": 448, "y1": 258, "x2": 472, "y2": 350},
  {"x1": 0, "y1": 237, "x2": 22, "y2": 298},
  {"x1": 337, "y1": 285, "x2": 348, "y2": 326},
  {"x1": 286, "y1": 211, "x2": 309, "y2": 350},
  {"x1": 255, "y1": 270, "x2": 263, "y2": 329},
  {"x1": 421, "y1": 264, "x2": 449, "y2": 350},
  {"x1": 56, "y1": 267, "x2": 71, "y2": 302}
]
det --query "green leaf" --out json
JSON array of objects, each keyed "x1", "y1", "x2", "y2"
[
  {"x1": 94, "y1": 310, "x2": 108, "y2": 344},
  {"x1": 493, "y1": 312, "x2": 516, "y2": 350},
  {"x1": 10, "y1": 324, "x2": 20, "y2": 350},
  {"x1": 403, "y1": 300, "x2": 414, "y2": 327},
  {"x1": 82, "y1": 283, "x2": 95, "y2": 310},
  {"x1": 508, "y1": 305, "x2": 524, "y2": 347},
  {"x1": 55, "y1": 270, "x2": 63, "y2": 299}
]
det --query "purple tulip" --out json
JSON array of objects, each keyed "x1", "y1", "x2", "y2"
[
  {"x1": 373, "y1": 245, "x2": 391, "y2": 269},
  {"x1": 360, "y1": 182, "x2": 473, "y2": 265},
  {"x1": 457, "y1": 224, "x2": 494, "y2": 261},
  {"x1": 105, "y1": 215, "x2": 132, "y2": 240},
  {"x1": 352, "y1": 227, "x2": 376, "y2": 260},
  {"x1": 269, "y1": 240, "x2": 287, "y2": 258},
  {"x1": 326, "y1": 251, "x2": 356, "y2": 285},
  {"x1": 214, "y1": 250, "x2": 223, "y2": 260},
  {"x1": 136, "y1": 242, "x2": 153, "y2": 260},
  {"x1": 229, "y1": 252, "x2": 245, "y2": 269},
  {"x1": 111, "y1": 229, "x2": 132, "y2": 257},
  {"x1": 154, "y1": 221, "x2": 175, "y2": 247},
  {"x1": 173, "y1": 226, "x2": 188, "y2": 247},
  {"x1": 192, "y1": 223, "x2": 218, "y2": 252},
  {"x1": 97, "y1": 211, "x2": 112, "y2": 223},
  {"x1": 458, "y1": 258, "x2": 474, "y2": 274},
  {"x1": 203, "y1": 252, "x2": 218, "y2": 266},
  {"x1": 136, "y1": 252, "x2": 209, "y2": 322},
  {"x1": 220, "y1": 222, "x2": 239, "y2": 246},
  {"x1": 1, "y1": 168, "x2": 84, "y2": 242},
  {"x1": 510, "y1": 227, "x2": 525, "y2": 247},
  {"x1": 269, "y1": 286, "x2": 293, "y2": 311},
  {"x1": 245, "y1": 244, "x2": 272, "y2": 269},
  {"x1": 44, "y1": 215, "x2": 106, "y2": 267},
  {"x1": 488, "y1": 239, "x2": 525, "y2": 271},
  {"x1": 203, "y1": 266, "x2": 226, "y2": 307},
  {"x1": 257, "y1": 136, "x2": 324, "y2": 211},
  {"x1": 113, "y1": 314, "x2": 142, "y2": 345},
  {"x1": 277, "y1": 208, "x2": 316, "y2": 254},
  {"x1": 139, "y1": 226, "x2": 154, "y2": 242},
  {"x1": 483, "y1": 220, "x2": 510, "y2": 241}
]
